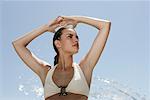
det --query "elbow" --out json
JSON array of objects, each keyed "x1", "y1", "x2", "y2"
[
  {"x1": 12, "y1": 40, "x2": 27, "y2": 47},
  {"x1": 12, "y1": 41, "x2": 16, "y2": 47},
  {"x1": 12, "y1": 40, "x2": 18, "y2": 46},
  {"x1": 105, "y1": 21, "x2": 111, "y2": 29},
  {"x1": 106, "y1": 20, "x2": 111, "y2": 26},
  {"x1": 109, "y1": 21, "x2": 111, "y2": 26},
  {"x1": 98, "y1": 20, "x2": 111, "y2": 30},
  {"x1": 12, "y1": 41, "x2": 18, "y2": 49},
  {"x1": 12, "y1": 40, "x2": 21, "y2": 48}
]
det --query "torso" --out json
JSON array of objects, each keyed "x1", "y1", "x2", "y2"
[{"x1": 44, "y1": 63, "x2": 91, "y2": 100}]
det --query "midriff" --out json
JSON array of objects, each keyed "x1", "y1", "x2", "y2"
[{"x1": 45, "y1": 92, "x2": 88, "y2": 100}]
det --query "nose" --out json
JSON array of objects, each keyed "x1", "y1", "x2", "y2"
[{"x1": 73, "y1": 36, "x2": 79, "y2": 43}]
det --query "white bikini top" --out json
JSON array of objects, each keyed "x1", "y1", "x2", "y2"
[{"x1": 44, "y1": 62, "x2": 90, "y2": 99}]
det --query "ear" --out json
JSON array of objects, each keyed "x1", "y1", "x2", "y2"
[{"x1": 54, "y1": 40, "x2": 61, "y2": 48}]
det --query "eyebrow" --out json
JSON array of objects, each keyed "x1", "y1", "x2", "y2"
[
  {"x1": 66, "y1": 33, "x2": 73, "y2": 36},
  {"x1": 65, "y1": 33, "x2": 77, "y2": 36}
]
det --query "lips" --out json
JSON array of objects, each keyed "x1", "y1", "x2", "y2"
[{"x1": 72, "y1": 43, "x2": 78, "y2": 47}]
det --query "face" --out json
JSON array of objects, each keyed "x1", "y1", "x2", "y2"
[{"x1": 56, "y1": 28, "x2": 79, "y2": 55}]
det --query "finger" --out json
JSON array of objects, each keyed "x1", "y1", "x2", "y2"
[
  {"x1": 49, "y1": 18, "x2": 62, "y2": 27},
  {"x1": 59, "y1": 15, "x2": 65, "y2": 19},
  {"x1": 56, "y1": 16, "x2": 64, "y2": 22},
  {"x1": 60, "y1": 16, "x2": 70, "y2": 21},
  {"x1": 60, "y1": 20, "x2": 68, "y2": 26}
]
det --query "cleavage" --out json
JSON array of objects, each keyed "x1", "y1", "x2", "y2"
[{"x1": 52, "y1": 67, "x2": 74, "y2": 88}]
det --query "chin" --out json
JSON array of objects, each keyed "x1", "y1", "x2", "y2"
[
  {"x1": 74, "y1": 51, "x2": 78, "y2": 54},
  {"x1": 74, "y1": 49, "x2": 79, "y2": 54},
  {"x1": 71, "y1": 49, "x2": 79, "y2": 55}
]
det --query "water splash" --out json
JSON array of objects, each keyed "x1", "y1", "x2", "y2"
[
  {"x1": 18, "y1": 75, "x2": 148, "y2": 100},
  {"x1": 18, "y1": 75, "x2": 44, "y2": 99},
  {"x1": 88, "y1": 76, "x2": 148, "y2": 100}
]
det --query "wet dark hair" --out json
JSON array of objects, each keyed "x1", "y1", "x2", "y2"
[{"x1": 53, "y1": 27, "x2": 66, "y2": 66}]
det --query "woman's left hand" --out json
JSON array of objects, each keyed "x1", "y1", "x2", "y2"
[{"x1": 60, "y1": 16, "x2": 78, "y2": 28}]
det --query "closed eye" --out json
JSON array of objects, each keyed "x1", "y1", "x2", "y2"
[
  {"x1": 68, "y1": 35, "x2": 73, "y2": 38},
  {"x1": 66, "y1": 34, "x2": 79, "y2": 40}
]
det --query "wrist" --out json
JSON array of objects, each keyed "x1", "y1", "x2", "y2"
[
  {"x1": 72, "y1": 16, "x2": 82, "y2": 23},
  {"x1": 42, "y1": 24, "x2": 49, "y2": 32},
  {"x1": 74, "y1": 16, "x2": 88, "y2": 24}
]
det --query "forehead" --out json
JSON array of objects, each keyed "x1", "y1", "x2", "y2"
[{"x1": 61, "y1": 28, "x2": 77, "y2": 36}]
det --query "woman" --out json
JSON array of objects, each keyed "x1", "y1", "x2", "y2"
[{"x1": 12, "y1": 16, "x2": 111, "y2": 100}]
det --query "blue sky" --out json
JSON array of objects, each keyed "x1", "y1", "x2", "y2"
[{"x1": 0, "y1": 0, "x2": 149, "y2": 100}]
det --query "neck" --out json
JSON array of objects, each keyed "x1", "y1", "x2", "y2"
[{"x1": 58, "y1": 53, "x2": 73, "y2": 71}]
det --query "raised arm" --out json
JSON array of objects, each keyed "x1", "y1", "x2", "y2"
[
  {"x1": 62, "y1": 16, "x2": 111, "y2": 85},
  {"x1": 75, "y1": 16, "x2": 111, "y2": 71},
  {"x1": 12, "y1": 17, "x2": 63, "y2": 86}
]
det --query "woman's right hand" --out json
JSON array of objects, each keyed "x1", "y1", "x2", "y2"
[
  {"x1": 60, "y1": 16, "x2": 78, "y2": 28},
  {"x1": 46, "y1": 16, "x2": 64, "y2": 33},
  {"x1": 46, "y1": 16, "x2": 78, "y2": 33}
]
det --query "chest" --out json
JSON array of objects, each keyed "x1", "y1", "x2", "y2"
[{"x1": 52, "y1": 68, "x2": 74, "y2": 87}]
